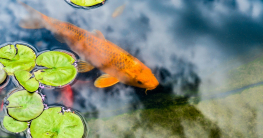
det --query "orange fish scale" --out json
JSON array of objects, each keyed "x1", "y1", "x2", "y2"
[
  {"x1": 47, "y1": 19, "x2": 136, "y2": 71},
  {"x1": 18, "y1": 1, "x2": 159, "y2": 89}
]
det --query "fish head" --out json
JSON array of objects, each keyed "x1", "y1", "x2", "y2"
[{"x1": 125, "y1": 67, "x2": 159, "y2": 90}]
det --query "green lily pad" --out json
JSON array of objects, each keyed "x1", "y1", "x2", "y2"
[
  {"x1": 3, "y1": 116, "x2": 28, "y2": 133},
  {"x1": 0, "y1": 44, "x2": 36, "y2": 75},
  {"x1": 30, "y1": 107, "x2": 84, "y2": 138},
  {"x1": 7, "y1": 90, "x2": 44, "y2": 121},
  {"x1": 0, "y1": 63, "x2": 7, "y2": 84},
  {"x1": 70, "y1": 0, "x2": 104, "y2": 7},
  {"x1": 35, "y1": 51, "x2": 77, "y2": 86},
  {"x1": 0, "y1": 44, "x2": 16, "y2": 60},
  {"x1": 14, "y1": 70, "x2": 39, "y2": 92}
]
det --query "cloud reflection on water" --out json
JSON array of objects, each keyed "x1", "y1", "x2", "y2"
[{"x1": 1, "y1": 0, "x2": 263, "y2": 137}]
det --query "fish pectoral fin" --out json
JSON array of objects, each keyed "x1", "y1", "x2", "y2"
[
  {"x1": 94, "y1": 74, "x2": 119, "y2": 88},
  {"x1": 54, "y1": 33, "x2": 66, "y2": 43},
  {"x1": 77, "y1": 59, "x2": 95, "y2": 73},
  {"x1": 19, "y1": 17, "x2": 44, "y2": 29},
  {"x1": 91, "y1": 30, "x2": 107, "y2": 41}
]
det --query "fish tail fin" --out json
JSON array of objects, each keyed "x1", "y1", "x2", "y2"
[{"x1": 17, "y1": 0, "x2": 46, "y2": 29}]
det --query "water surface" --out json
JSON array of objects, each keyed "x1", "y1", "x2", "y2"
[{"x1": 1, "y1": 0, "x2": 263, "y2": 137}]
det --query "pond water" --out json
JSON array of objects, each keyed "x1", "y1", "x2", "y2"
[{"x1": 1, "y1": 0, "x2": 263, "y2": 137}]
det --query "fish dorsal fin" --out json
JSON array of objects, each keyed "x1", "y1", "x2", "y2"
[
  {"x1": 77, "y1": 59, "x2": 95, "y2": 73},
  {"x1": 18, "y1": 1, "x2": 45, "y2": 29},
  {"x1": 19, "y1": 17, "x2": 44, "y2": 29},
  {"x1": 91, "y1": 30, "x2": 107, "y2": 41},
  {"x1": 94, "y1": 74, "x2": 119, "y2": 88},
  {"x1": 53, "y1": 33, "x2": 66, "y2": 43}
]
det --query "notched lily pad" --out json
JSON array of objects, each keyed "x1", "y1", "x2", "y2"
[
  {"x1": 36, "y1": 51, "x2": 75, "y2": 68},
  {"x1": 0, "y1": 44, "x2": 36, "y2": 75},
  {"x1": 35, "y1": 51, "x2": 77, "y2": 87},
  {"x1": 3, "y1": 116, "x2": 28, "y2": 133},
  {"x1": 14, "y1": 70, "x2": 39, "y2": 92},
  {"x1": 0, "y1": 44, "x2": 16, "y2": 60},
  {"x1": 30, "y1": 107, "x2": 84, "y2": 138},
  {"x1": 69, "y1": 0, "x2": 105, "y2": 7},
  {"x1": 6, "y1": 90, "x2": 44, "y2": 121}
]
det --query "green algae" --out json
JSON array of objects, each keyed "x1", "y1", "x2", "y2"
[{"x1": 86, "y1": 103, "x2": 220, "y2": 138}]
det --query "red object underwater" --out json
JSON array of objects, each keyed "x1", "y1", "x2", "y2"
[{"x1": 59, "y1": 85, "x2": 74, "y2": 108}]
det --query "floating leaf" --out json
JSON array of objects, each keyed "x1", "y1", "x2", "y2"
[
  {"x1": 0, "y1": 44, "x2": 16, "y2": 60},
  {"x1": 3, "y1": 116, "x2": 28, "y2": 133},
  {"x1": 36, "y1": 51, "x2": 75, "y2": 68},
  {"x1": 0, "y1": 63, "x2": 7, "y2": 84},
  {"x1": 35, "y1": 51, "x2": 77, "y2": 86},
  {"x1": 30, "y1": 107, "x2": 84, "y2": 138},
  {"x1": 14, "y1": 70, "x2": 39, "y2": 92},
  {"x1": 70, "y1": 0, "x2": 104, "y2": 7},
  {"x1": 7, "y1": 90, "x2": 44, "y2": 121},
  {"x1": 0, "y1": 44, "x2": 36, "y2": 75}
]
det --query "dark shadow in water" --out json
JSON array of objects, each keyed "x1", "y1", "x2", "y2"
[
  {"x1": 87, "y1": 100, "x2": 222, "y2": 138},
  {"x1": 132, "y1": 105, "x2": 221, "y2": 138},
  {"x1": 81, "y1": 54, "x2": 202, "y2": 119}
]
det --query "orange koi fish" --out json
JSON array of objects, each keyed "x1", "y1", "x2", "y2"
[{"x1": 18, "y1": 1, "x2": 159, "y2": 91}]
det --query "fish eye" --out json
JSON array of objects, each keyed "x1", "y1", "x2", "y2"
[{"x1": 137, "y1": 81, "x2": 143, "y2": 85}]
